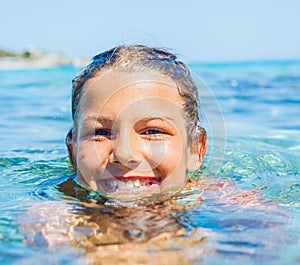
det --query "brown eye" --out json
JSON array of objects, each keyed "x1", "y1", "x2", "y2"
[
  {"x1": 95, "y1": 129, "x2": 112, "y2": 137},
  {"x1": 142, "y1": 128, "x2": 167, "y2": 135}
]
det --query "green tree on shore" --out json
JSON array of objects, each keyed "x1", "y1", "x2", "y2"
[{"x1": 0, "y1": 49, "x2": 16, "y2": 57}]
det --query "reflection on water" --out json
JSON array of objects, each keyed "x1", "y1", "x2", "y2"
[
  {"x1": 11, "y1": 165, "x2": 292, "y2": 265},
  {"x1": 0, "y1": 147, "x2": 298, "y2": 264}
]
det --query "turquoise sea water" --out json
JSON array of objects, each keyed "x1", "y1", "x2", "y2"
[{"x1": 0, "y1": 61, "x2": 299, "y2": 264}]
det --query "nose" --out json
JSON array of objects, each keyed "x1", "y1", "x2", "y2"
[{"x1": 110, "y1": 129, "x2": 143, "y2": 168}]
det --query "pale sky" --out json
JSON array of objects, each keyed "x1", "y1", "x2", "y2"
[{"x1": 2, "y1": 0, "x2": 300, "y2": 62}]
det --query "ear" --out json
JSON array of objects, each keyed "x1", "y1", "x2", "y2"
[
  {"x1": 66, "y1": 129, "x2": 77, "y2": 166},
  {"x1": 187, "y1": 127, "x2": 207, "y2": 171}
]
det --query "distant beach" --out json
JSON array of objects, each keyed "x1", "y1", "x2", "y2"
[{"x1": 0, "y1": 48, "x2": 88, "y2": 70}]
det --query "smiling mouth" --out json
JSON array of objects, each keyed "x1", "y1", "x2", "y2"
[{"x1": 100, "y1": 176, "x2": 161, "y2": 193}]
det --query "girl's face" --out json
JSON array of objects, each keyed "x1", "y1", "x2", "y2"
[{"x1": 69, "y1": 70, "x2": 203, "y2": 202}]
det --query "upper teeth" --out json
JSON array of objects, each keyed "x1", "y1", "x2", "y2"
[
  {"x1": 134, "y1": 179, "x2": 140, "y2": 187},
  {"x1": 104, "y1": 179, "x2": 143, "y2": 191}
]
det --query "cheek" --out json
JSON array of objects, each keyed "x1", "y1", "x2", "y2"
[
  {"x1": 76, "y1": 141, "x2": 110, "y2": 174},
  {"x1": 147, "y1": 141, "x2": 168, "y2": 165},
  {"x1": 149, "y1": 140, "x2": 186, "y2": 175},
  {"x1": 159, "y1": 142, "x2": 188, "y2": 193}
]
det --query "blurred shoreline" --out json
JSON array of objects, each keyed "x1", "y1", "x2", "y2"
[
  {"x1": 0, "y1": 48, "x2": 88, "y2": 70},
  {"x1": 1, "y1": 48, "x2": 299, "y2": 71}
]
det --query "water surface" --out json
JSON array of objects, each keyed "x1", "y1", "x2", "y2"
[{"x1": 0, "y1": 61, "x2": 299, "y2": 264}]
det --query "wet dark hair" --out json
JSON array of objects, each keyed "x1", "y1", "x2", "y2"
[{"x1": 71, "y1": 44, "x2": 206, "y2": 142}]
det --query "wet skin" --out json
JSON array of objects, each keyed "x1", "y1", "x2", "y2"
[{"x1": 68, "y1": 70, "x2": 203, "y2": 202}]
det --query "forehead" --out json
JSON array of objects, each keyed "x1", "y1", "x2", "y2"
[
  {"x1": 77, "y1": 70, "x2": 184, "y2": 118},
  {"x1": 83, "y1": 70, "x2": 178, "y2": 100}
]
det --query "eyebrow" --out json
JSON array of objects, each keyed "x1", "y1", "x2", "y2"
[
  {"x1": 137, "y1": 116, "x2": 176, "y2": 123},
  {"x1": 82, "y1": 116, "x2": 114, "y2": 124},
  {"x1": 83, "y1": 115, "x2": 176, "y2": 124}
]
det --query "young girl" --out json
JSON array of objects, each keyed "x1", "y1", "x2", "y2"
[{"x1": 66, "y1": 44, "x2": 207, "y2": 204}]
